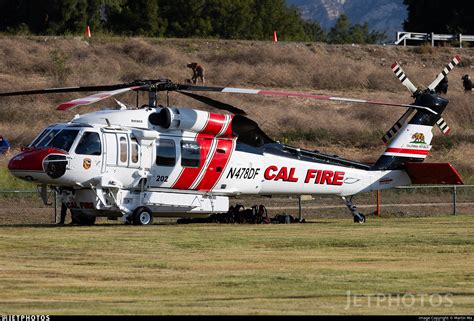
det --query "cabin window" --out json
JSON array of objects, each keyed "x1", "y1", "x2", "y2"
[
  {"x1": 181, "y1": 141, "x2": 200, "y2": 168},
  {"x1": 156, "y1": 139, "x2": 175, "y2": 166},
  {"x1": 119, "y1": 137, "x2": 128, "y2": 163},
  {"x1": 131, "y1": 137, "x2": 139, "y2": 163},
  {"x1": 75, "y1": 132, "x2": 102, "y2": 155},
  {"x1": 48, "y1": 129, "x2": 80, "y2": 152}
]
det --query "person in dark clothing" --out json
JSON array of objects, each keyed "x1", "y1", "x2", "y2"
[
  {"x1": 186, "y1": 62, "x2": 205, "y2": 84},
  {"x1": 435, "y1": 76, "x2": 448, "y2": 94},
  {"x1": 58, "y1": 202, "x2": 69, "y2": 225},
  {"x1": 0, "y1": 135, "x2": 10, "y2": 154},
  {"x1": 462, "y1": 74, "x2": 473, "y2": 92}
]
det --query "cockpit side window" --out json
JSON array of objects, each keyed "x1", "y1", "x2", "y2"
[
  {"x1": 75, "y1": 132, "x2": 102, "y2": 156},
  {"x1": 48, "y1": 129, "x2": 80, "y2": 152}
]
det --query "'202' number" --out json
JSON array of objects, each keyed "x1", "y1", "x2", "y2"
[{"x1": 156, "y1": 175, "x2": 168, "y2": 182}]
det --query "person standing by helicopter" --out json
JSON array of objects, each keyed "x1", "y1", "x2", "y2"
[
  {"x1": 462, "y1": 74, "x2": 472, "y2": 92},
  {"x1": 435, "y1": 76, "x2": 448, "y2": 94},
  {"x1": 187, "y1": 62, "x2": 205, "y2": 85},
  {"x1": 0, "y1": 135, "x2": 10, "y2": 154}
]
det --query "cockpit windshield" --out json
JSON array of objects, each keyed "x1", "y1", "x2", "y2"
[
  {"x1": 47, "y1": 129, "x2": 80, "y2": 151},
  {"x1": 31, "y1": 128, "x2": 59, "y2": 147},
  {"x1": 31, "y1": 128, "x2": 80, "y2": 152}
]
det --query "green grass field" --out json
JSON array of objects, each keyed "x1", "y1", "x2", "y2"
[{"x1": 0, "y1": 215, "x2": 473, "y2": 315}]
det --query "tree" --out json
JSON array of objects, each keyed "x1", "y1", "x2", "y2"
[
  {"x1": 0, "y1": 0, "x2": 104, "y2": 34},
  {"x1": 327, "y1": 14, "x2": 385, "y2": 44},
  {"x1": 158, "y1": 0, "x2": 213, "y2": 37},
  {"x1": 303, "y1": 21, "x2": 326, "y2": 42},
  {"x1": 0, "y1": 0, "x2": 383, "y2": 43},
  {"x1": 251, "y1": 0, "x2": 307, "y2": 41},
  {"x1": 327, "y1": 14, "x2": 351, "y2": 44},
  {"x1": 107, "y1": 0, "x2": 164, "y2": 36},
  {"x1": 204, "y1": 0, "x2": 256, "y2": 39}
]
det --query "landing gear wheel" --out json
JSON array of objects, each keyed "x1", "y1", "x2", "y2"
[
  {"x1": 354, "y1": 213, "x2": 366, "y2": 224},
  {"x1": 342, "y1": 196, "x2": 367, "y2": 224},
  {"x1": 132, "y1": 207, "x2": 154, "y2": 225}
]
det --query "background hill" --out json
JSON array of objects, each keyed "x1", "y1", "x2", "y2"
[
  {"x1": 0, "y1": 36, "x2": 472, "y2": 181},
  {"x1": 287, "y1": 0, "x2": 407, "y2": 41}
]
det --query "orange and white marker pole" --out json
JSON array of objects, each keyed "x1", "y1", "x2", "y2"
[
  {"x1": 376, "y1": 190, "x2": 381, "y2": 217},
  {"x1": 85, "y1": 25, "x2": 92, "y2": 38},
  {"x1": 273, "y1": 31, "x2": 278, "y2": 42}
]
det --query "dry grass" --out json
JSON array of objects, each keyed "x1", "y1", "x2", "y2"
[
  {"x1": 0, "y1": 36, "x2": 473, "y2": 179},
  {"x1": 0, "y1": 215, "x2": 472, "y2": 315}
]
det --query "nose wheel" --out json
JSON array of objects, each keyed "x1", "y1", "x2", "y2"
[
  {"x1": 342, "y1": 196, "x2": 366, "y2": 224},
  {"x1": 131, "y1": 207, "x2": 154, "y2": 225}
]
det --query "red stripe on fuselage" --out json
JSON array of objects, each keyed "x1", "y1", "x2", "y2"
[
  {"x1": 171, "y1": 137, "x2": 213, "y2": 189},
  {"x1": 172, "y1": 113, "x2": 228, "y2": 190},
  {"x1": 196, "y1": 138, "x2": 235, "y2": 191}
]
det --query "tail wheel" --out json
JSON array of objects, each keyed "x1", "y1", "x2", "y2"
[
  {"x1": 354, "y1": 213, "x2": 366, "y2": 224},
  {"x1": 132, "y1": 207, "x2": 154, "y2": 225}
]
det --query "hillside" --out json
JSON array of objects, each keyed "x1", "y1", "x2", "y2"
[
  {"x1": 0, "y1": 36, "x2": 472, "y2": 180},
  {"x1": 287, "y1": 0, "x2": 407, "y2": 41}
]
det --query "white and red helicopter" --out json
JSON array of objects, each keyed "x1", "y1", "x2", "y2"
[{"x1": 1, "y1": 56, "x2": 464, "y2": 225}]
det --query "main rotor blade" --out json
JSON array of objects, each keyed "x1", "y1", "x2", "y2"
[
  {"x1": 0, "y1": 80, "x2": 176, "y2": 98},
  {"x1": 0, "y1": 84, "x2": 135, "y2": 97},
  {"x1": 391, "y1": 62, "x2": 418, "y2": 94},
  {"x1": 178, "y1": 91, "x2": 247, "y2": 115},
  {"x1": 427, "y1": 55, "x2": 461, "y2": 91},
  {"x1": 178, "y1": 85, "x2": 437, "y2": 114},
  {"x1": 56, "y1": 86, "x2": 144, "y2": 110}
]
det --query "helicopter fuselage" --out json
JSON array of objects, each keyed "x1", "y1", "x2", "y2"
[{"x1": 8, "y1": 107, "x2": 410, "y2": 219}]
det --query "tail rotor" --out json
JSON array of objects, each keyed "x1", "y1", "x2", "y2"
[{"x1": 382, "y1": 56, "x2": 461, "y2": 145}]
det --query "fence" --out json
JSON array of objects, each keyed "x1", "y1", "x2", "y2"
[
  {"x1": 235, "y1": 185, "x2": 474, "y2": 219},
  {"x1": 0, "y1": 185, "x2": 472, "y2": 224},
  {"x1": 394, "y1": 31, "x2": 474, "y2": 48}
]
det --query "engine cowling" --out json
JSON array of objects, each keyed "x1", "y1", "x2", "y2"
[{"x1": 149, "y1": 107, "x2": 234, "y2": 138}]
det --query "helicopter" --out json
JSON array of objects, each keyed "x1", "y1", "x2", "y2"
[{"x1": 1, "y1": 55, "x2": 464, "y2": 225}]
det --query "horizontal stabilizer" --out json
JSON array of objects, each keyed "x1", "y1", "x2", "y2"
[{"x1": 405, "y1": 162, "x2": 463, "y2": 185}]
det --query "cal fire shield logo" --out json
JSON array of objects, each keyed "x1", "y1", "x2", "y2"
[{"x1": 83, "y1": 158, "x2": 91, "y2": 170}]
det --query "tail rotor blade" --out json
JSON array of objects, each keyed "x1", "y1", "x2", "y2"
[
  {"x1": 436, "y1": 117, "x2": 451, "y2": 135},
  {"x1": 427, "y1": 55, "x2": 462, "y2": 91},
  {"x1": 391, "y1": 62, "x2": 418, "y2": 94},
  {"x1": 381, "y1": 108, "x2": 415, "y2": 145}
]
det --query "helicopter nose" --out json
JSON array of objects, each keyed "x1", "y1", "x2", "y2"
[{"x1": 8, "y1": 147, "x2": 67, "y2": 181}]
